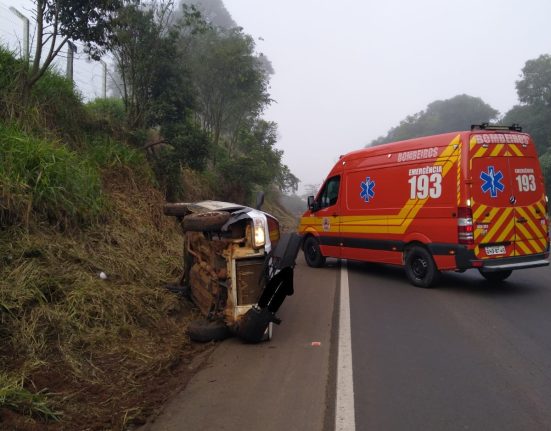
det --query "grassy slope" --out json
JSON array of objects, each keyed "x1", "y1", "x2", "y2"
[{"x1": 0, "y1": 126, "x2": 199, "y2": 430}]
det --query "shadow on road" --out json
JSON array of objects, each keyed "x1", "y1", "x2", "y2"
[{"x1": 345, "y1": 259, "x2": 544, "y2": 298}]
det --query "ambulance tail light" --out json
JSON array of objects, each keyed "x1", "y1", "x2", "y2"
[{"x1": 458, "y1": 207, "x2": 474, "y2": 245}]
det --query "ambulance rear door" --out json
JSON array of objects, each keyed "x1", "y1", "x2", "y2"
[{"x1": 469, "y1": 132, "x2": 548, "y2": 259}]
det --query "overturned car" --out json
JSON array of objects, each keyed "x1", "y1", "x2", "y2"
[{"x1": 163, "y1": 199, "x2": 300, "y2": 343}]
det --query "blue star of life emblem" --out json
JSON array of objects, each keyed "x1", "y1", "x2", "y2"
[
  {"x1": 480, "y1": 166, "x2": 505, "y2": 198},
  {"x1": 360, "y1": 176, "x2": 375, "y2": 203}
]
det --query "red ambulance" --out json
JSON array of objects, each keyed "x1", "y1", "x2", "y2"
[{"x1": 298, "y1": 124, "x2": 550, "y2": 287}]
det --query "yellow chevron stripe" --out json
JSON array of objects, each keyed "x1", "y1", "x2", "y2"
[
  {"x1": 473, "y1": 203, "x2": 488, "y2": 220},
  {"x1": 528, "y1": 239, "x2": 545, "y2": 253},
  {"x1": 496, "y1": 217, "x2": 515, "y2": 243},
  {"x1": 516, "y1": 240, "x2": 531, "y2": 255},
  {"x1": 516, "y1": 207, "x2": 546, "y2": 238},
  {"x1": 473, "y1": 146, "x2": 488, "y2": 160},
  {"x1": 457, "y1": 141, "x2": 462, "y2": 206},
  {"x1": 484, "y1": 207, "x2": 513, "y2": 242},
  {"x1": 490, "y1": 144, "x2": 504, "y2": 156},
  {"x1": 537, "y1": 237, "x2": 548, "y2": 249},
  {"x1": 509, "y1": 144, "x2": 523, "y2": 157}
]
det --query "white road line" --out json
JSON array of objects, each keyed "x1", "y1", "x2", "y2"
[{"x1": 335, "y1": 259, "x2": 356, "y2": 431}]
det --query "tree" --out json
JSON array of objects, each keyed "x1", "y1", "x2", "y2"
[
  {"x1": 25, "y1": 0, "x2": 121, "y2": 91},
  {"x1": 370, "y1": 94, "x2": 498, "y2": 146},
  {"x1": 187, "y1": 26, "x2": 271, "y2": 152},
  {"x1": 216, "y1": 120, "x2": 297, "y2": 203},
  {"x1": 516, "y1": 54, "x2": 551, "y2": 107},
  {"x1": 502, "y1": 104, "x2": 551, "y2": 155},
  {"x1": 180, "y1": 0, "x2": 236, "y2": 29},
  {"x1": 110, "y1": 0, "x2": 177, "y2": 129},
  {"x1": 539, "y1": 150, "x2": 551, "y2": 196},
  {"x1": 504, "y1": 54, "x2": 551, "y2": 156}
]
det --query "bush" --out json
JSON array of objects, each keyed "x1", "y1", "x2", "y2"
[
  {"x1": 0, "y1": 46, "x2": 24, "y2": 119},
  {"x1": 0, "y1": 124, "x2": 103, "y2": 227},
  {"x1": 30, "y1": 71, "x2": 87, "y2": 141},
  {"x1": 85, "y1": 98, "x2": 126, "y2": 136}
]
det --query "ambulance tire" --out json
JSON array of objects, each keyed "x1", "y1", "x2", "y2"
[
  {"x1": 405, "y1": 246, "x2": 439, "y2": 288},
  {"x1": 478, "y1": 269, "x2": 512, "y2": 283},
  {"x1": 303, "y1": 236, "x2": 326, "y2": 268}
]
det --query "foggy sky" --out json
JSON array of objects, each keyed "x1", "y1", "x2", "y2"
[
  {"x1": 2, "y1": 0, "x2": 551, "y2": 194},
  {"x1": 222, "y1": 0, "x2": 551, "y2": 192}
]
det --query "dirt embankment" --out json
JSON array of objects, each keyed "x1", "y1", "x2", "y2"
[{"x1": 0, "y1": 166, "x2": 212, "y2": 430}]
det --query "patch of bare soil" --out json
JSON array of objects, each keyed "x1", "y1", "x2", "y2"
[{"x1": 0, "y1": 313, "x2": 216, "y2": 431}]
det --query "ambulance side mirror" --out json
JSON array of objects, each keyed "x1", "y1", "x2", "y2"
[{"x1": 307, "y1": 196, "x2": 318, "y2": 212}]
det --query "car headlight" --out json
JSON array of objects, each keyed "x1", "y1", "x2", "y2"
[{"x1": 252, "y1": 218, "x2": 266, "y2": 248}]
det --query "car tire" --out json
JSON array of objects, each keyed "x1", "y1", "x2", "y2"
[
  {"x1": 478, "y1": 269, "x2": 512, "y2": 282},
  {"x1": 261, "y1": 322, "x2": 273, "y2": 342},
  {"x1": 303, "y1": 236, "x2": 326, "y2": 268},
  {"x1": 163, "y1": 203, "x2": 189, "y2": 217},
  {"x1": 187, "y1": 318, "x2": 231, "y2": 342},
  {"x1": 182, "y1": 211, "x2": 230, "y2": 232},
  {"x1": 405, "y1": 246, "x2": 439, "y2": 288}
]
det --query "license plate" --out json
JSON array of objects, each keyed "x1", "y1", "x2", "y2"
[{"x1": 485, "y1": 245, "x2": 506, "y2": 256}]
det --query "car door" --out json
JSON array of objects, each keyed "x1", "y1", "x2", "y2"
[{"x1": 313, "y1": 175, "x2": 342, "y2": 258}]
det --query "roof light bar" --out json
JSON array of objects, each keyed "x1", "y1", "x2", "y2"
[{"x1": 470, "y1": 123, "x2": 523, "y2": 132}]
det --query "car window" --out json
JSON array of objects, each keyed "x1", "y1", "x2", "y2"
[{"x1": 318, "y1": 176, "x2": 340, "y2": 209}]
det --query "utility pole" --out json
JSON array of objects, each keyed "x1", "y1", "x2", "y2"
[
  {"x1": 100, "y1": 60, "x2": 107, "y2": 98},
  {"x1": 9, "y1": 7, "x2": 29, "y2": 62},
  {"x1": 66, "y1": 41, "x2": 77, "y2": 81}
]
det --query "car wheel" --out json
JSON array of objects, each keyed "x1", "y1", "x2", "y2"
[
  {"x1": 478, "y1": 269, "x2": 512, "y2": 282},
  {"x1": 303, "y1": 236, "x2": 326, "y2": 268},
  {"x1": 405, "y1": 246, "x2": 438, "y2": 288},
  {"x1": 182, "y1": 211, "x2": 230, "y2": 232},
  {"x1": 187, "y1": 318, "x2": 231, "y2": 342},
  {"x1": 163, "y1": 203, "x2": 189, "y2": 217},
  {"x1": 261, "y1": 322, "x2": 273, "y2": 342}
]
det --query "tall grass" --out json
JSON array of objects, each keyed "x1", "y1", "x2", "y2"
[
  {"x1": 0, "y1": 46, "x2": 88, "y2": 141},
  {"x1": 85, "y1": 135, "x2": 148, "y2": 174},
  {"x1": 0, "y1": 124, "x2": 103, "y2": 227}
]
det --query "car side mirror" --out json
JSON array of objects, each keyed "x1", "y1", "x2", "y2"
[{"x1": 307, "y1": 196, "x2": 318, "y2": 212}]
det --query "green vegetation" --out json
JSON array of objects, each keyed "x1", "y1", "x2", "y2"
[
  {"x1": 0, "y1": 1, "x2": 298, "y2": 428},
  {"x1": 0, "y1": 124, "x2": 102, "y2": 227},
  {"x1": 504, "y1": 54, "x2": 551, "y2": 190},
  {"x1": 0, "y1": 373, "x2": 60, "y2": 420}
]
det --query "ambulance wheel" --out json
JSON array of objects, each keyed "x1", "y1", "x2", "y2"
[
  {"x1": 405, "y1": 246, "x2": 438, "y2": 288},
  {"x1": 478, "y1": 269, "x2": 512, "y2": 282},
  {"x1": 304, "y1": 236, "x2": 326, "y2": 267}
]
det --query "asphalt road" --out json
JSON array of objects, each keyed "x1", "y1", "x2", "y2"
[
  {"x1": 139, "y1": 256, "x2": 339, "y2": 431},
  {"x1": 349, "y1": 261, "x2": 551, "y2": 431},
  {"x1": 140, "y1": 257, "x2": 551, "y2": 431}
]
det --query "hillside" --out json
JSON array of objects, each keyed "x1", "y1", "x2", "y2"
[
  {"x1": 0, "y1": 122, "x2": 211, "y2": 429},
  {"x1": 0, "y1": 3, "x2": 300, "y2": 424}
]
